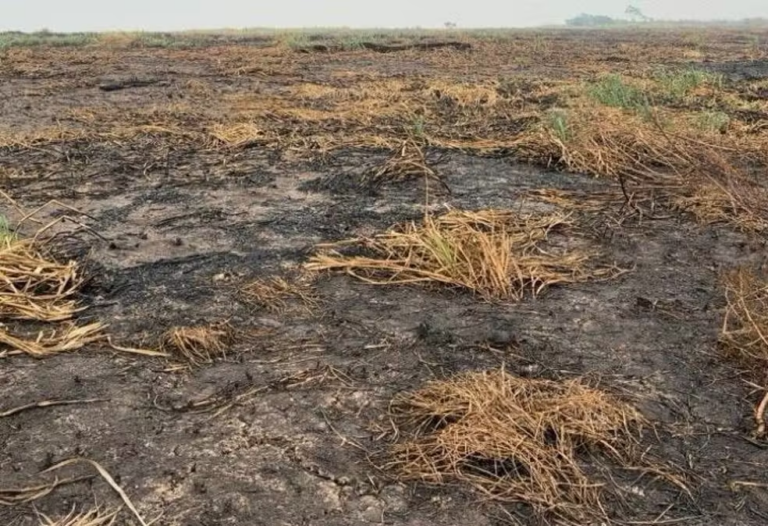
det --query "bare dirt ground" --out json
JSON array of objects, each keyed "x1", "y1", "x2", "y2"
[{"x1": 2, "y1": 29, "x2": 768, "y2": 526}]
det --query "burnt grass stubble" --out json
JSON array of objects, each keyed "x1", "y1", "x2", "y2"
[{"x1": 2, "y1": 41, "x2": 768, "y2": 526}]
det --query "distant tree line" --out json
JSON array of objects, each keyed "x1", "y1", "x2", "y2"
[
  {"x1": 566, "y1": 11, "x2": 768, "y2": 28},
  {"x1": 565, "y1": 14, "x2": 622, "y2": 27}
]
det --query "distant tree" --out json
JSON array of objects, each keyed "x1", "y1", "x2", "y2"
[
  {"x1": 565, "y1": 14, "x2": 618, "y2": 27},
  {"x1": 444, "y1": 22, "x2": 457, "y2": 29},
  {"x1": 625, "y1": 5, "x2": 651, "y2": 22}
]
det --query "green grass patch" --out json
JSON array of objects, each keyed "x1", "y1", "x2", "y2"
[
  {"x1": 0, "y1": 31, "x2": 99, "y2": 49},
  {"x1": 653, "y1": 68, "x2": 724, "y2": 101},
  {"x1": 587, "y1": 75, "x2": 649, "y2": 111},
  {"x1": 0, "y1": 215, "x2": 15, "y2": 246},
  {"x1": 544, "y1": 109, "x2": 571, "y2": 142},
  {"x1": 695, "y1": 110, "x2": 730, "y2": 133}
]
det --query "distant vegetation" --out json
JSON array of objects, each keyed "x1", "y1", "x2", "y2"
[
  {"x1": 566, "y1": 14, "x2": 768, "y2": 28},
  {"x1": 1, "y1": 19, "x2": 767, "y2": 50},
  {"x1": 565, "y1": 14, "x2": 624, "y2": 27}
]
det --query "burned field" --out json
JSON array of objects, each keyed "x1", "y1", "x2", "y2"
[{"x1": 1, "y1": 27, "x2": 768, "y2": 525}]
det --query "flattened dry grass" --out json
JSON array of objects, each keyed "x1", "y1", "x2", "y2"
[
  {"x1": 207, "y1": 122, "x2": 267, "y2": 148},
  {"x1": 307, "y1": 209, "x2": 622, "y2": 301},
  {"x1": 242, "y1": 275, "x2": 319, "y2": 314},
  {"x1": 366, "y1": 139, "x2": 443, "y2": 188},
  {"x1": 0, "y1": 238, "x2": 84, "y2": 322},
  {"x1": 525, "y1": 103, "x2": 768, "y2": 232},
  {"x1": 37, "y1": 507, "x2": 119, "y2": 526},
  {"x1": 720, "y1": 267, "x2": 768, "y2": 436},
  {"x1": 671, "y1": 172, "x2": 768, "y2": 233},
  {"x1": 161, "y1": 322, "x2": 235, "y2": 366},
  {"x1": 382, "y1": 370, "x2": 648, "y2": 524},
  {"x1": 722, "y1": 267, "x2": 768, "y2": 366},
  {"x1": 0, "y1": 210, "x2": 106, "y2": 358},
  {"x1": 0, "y1": 322, "x2": 105, "y2": 359}
]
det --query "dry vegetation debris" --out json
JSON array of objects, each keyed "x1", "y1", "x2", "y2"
[
  {"x1": 2, "y1": 36, "x2": 766, "y2": 233},
  {"x1": 308, "y1": 208, "x2": 623, "y2": 301},
  {"x1": 722, "y1": 267, "x2": 768, "y2": 366},
  {"x1": 365, "y1": 139, "x2": 445, "y2": 190},
  {"x1": 721, "y1": 267, "x2": 768, "y2": 436},
  {"x1": 381, "y1": 369, "x2": 659, "y2": 524},
  {"x1": 161, "y1": 322, "x2": 235, "y2": 366},
  {"x1": 36, "y1": 507, "x2": 119, "y2": 526},
  {"x1": 0, "y1": 238, "x2": 84, "y2": 322},
  {"x1": 0, "y1": 322, "x2": 105, "y2": 359},
  {"x1": 0, "y1": 208, "x2": 105, "y2": 358},
  {"x1": 242, "y1": 275, "x2": 320, "y2": 314}
]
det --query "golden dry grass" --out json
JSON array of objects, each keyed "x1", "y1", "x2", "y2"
[
  {"x1": 366, "y1": 139, "x2": 443, "y2": 188},
  {"x1": 307, "y1": 208, "x2": 622, "y2": 301},
  {"x1": 722, "y1": 267, "x2": 768, "y2": 366},
  {"x1": 0, "y1": 204, "x2": 107, "y2": 359},
  {"x1": 0, "y1": 322, "x2": 105, "y2": 358},
  {"x1": 522, "y1": 102, "x2": 768, "y2": 232},
  {"x1": 242, "y1": 275, "x2": 319, "y2": 314},
  {"x1": 161, "y1": 322, "x2": 235, "y2": 365},
  {"x1": 720, "y1": 267, "x2": 768, "y2": 436},
  {"x1": 207, "y1": 122, "x2": 268, "y2": 148},
  {"x1": 37, "y1": 507, "x2": 119, "y2": 526},
  {"x1": 382, "y1": 369, "x2": 648, "y2": 524},
  {"x1": 0, "y1": 238, "x2": 84, "y2": 322}
]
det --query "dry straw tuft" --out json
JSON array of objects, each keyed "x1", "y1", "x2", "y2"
[
  {"x1": 0, "y1": 322, "x2": 105, "y2": 359},
  {"x1": 721, "y1": 267, "x2": 768, "y2": 366},
  {"x1": 0, "y1": 238, "x2": 84, "y2": 322},
  {"x1": 366, "y1": 139, "x2": 446, "y2": 190},
  {"x1": 207, "y1": 122, "x2": 267, "y2": 149},
  {"x1": 242, "y1": 275, "x2": 319, "y2": 314},
  {"x1": 720, "y1": 267, "x2": 768, "y2": 436},
  {"x1": 307, "y1": 208, "x2": 622, "y2": 301},
  {"x1": 161, "y1": 322, "x2": 235, "y2": 365},
  {"x1": 383, "y1": 370, "x2": 648, "y2": 524},
  {"x1": 0, "y1": 203, "x2": 105, "y2": 358}
]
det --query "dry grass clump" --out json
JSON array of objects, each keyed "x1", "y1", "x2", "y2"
[
  {"x1": 528, "y1": 188, "x2": 627, "y2": 212},
  {"x1": 207, "y1": 122, "x2": 267, "y2": 148},
  {"x1": 0, "y1": 238, "x2": 84, "y2": 322},
  {"x1": 366, "y1": 139, "x2": 444, "y2": 189},
  {"x1": 0, "y1": 322, "x2": 105, "y2": 359},
  {"x1": 161, "y1": 322, "x2": 235, "y2": 365},
  {"x1": 722, "y1": 267, "x2": 768, "y2": 365},
  {"x1": 307, "y1": 209, "x2": 622, "y2": 301},
  {"x1": 242, "y1": 275, "x2": 319, "y2": 314},
  {"x1": 720, "y1": 267, "x2": 768, "y2": 436},
  {"x1": 0, "y1": 208, "x2": 106, "y2": 357},
  {"x1": 37, "y1": 507, "x2": 119, "y2": 526},
  {"x1": 525, "y1": 103, "x2": 768, "y2": 232},
  {"x1": 383, "y1": 370, "x2": 647, "y2": 524},
  {"x1": 672, "y1": 173, "x2": 768, "y2": 233},
  {"x1": 0, "y1": 126, "x2": 84, "y2": 149},
  {"x1": 527, "y1": 105, "x2": 687, "y2": 181}
]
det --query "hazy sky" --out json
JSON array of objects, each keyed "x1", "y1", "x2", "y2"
[{"x1": 2, "y1": 1, "x2": 767, "y2": 32}]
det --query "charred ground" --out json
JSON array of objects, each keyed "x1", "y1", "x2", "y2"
[{"x1": 2, "y1": 28, "x2": 768, "y2": 526}]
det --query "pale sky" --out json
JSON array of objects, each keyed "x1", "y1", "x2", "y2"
[{"x1": 2, "y1": 1, "x2": 767, "y2": 32}]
